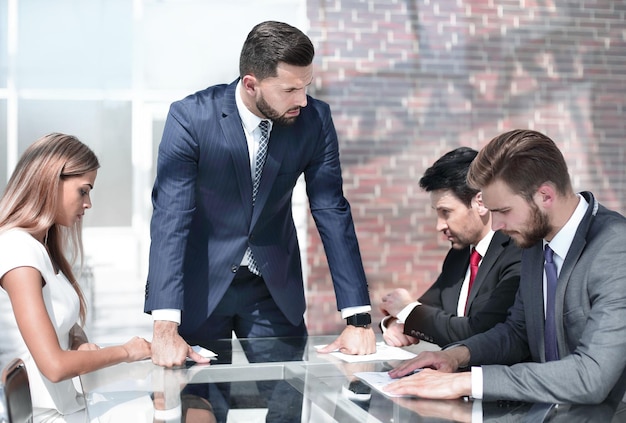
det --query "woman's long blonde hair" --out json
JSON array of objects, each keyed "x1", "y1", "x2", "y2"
[{"x1": 0, "y1": 133, "x2": 100, "y2": 324}]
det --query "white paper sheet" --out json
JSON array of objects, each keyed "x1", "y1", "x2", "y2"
[
  {"x1": 314, "y1": 342, "x2": 416, "y2": 362},
  {"x1": 190, "y1": 345, "x2": 218, "y2": 359}
]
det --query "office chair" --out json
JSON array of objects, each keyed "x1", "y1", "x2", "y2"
[{"x1": 1, "y1": 358, "x2": 33, "y2": 423}]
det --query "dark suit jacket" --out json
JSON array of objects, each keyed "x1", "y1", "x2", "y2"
[
  {"x1": 144, "y1": 79, "x2": 370, "y2": 334},
  {"x1": 464, "y1": 192, "x2": 626, "y2": 404},
  {"x1": 403, "y1": 231, "x2": 521, "y2": 346}
]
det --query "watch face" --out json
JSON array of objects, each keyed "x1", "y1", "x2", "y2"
[{"x1": 348, "y1": 313, "x2": 371, "y2": 326}]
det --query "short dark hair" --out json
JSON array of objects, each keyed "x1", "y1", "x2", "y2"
[
  {"x1": 419, "y1": 147, "x2": 479, "y2": 207},
  {"x1": 467, "y1": 129, "x2": 572, "y2": 202},
  {"x1": 239, "y1": 21, "x2": 315, "y2": 80}
]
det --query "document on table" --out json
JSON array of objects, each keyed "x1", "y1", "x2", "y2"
[
  {"x1": 315, "y1": 341, "x2": 416, "y2": 362},
  {"x1": 189, "y1": 345, "x2": 218, "y2": 360},
  {"x1": 354, "y1": 371, "x2": 419, "y2": 398}
]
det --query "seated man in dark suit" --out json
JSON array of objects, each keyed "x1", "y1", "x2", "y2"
[{"x1": 379, "y1": 147, "x2": 522, "y2": 348}]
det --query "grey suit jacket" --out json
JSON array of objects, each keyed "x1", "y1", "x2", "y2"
[
  {"x1": 404, "y1": 231, "x2": 521, "y2": 346},
  {"x1": 463, "y1": 191, "x2": 626, "y2": 404}
]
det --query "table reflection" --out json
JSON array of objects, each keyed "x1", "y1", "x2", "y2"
[
  {"x1": 79, "y1": 336, "x2": 626, "y2": 423},
  {"x1": 181, "y1": 336, "x2": 307, "y2": 422}
]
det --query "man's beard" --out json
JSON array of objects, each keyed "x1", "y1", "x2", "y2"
[
  {"x1": 447, "y1": 229, "x2": 479, "y2": 250},
  {"x1": 505, "y1": 202, "x2": 552, "y2": 248},
  {"x1": 256, "y1": 95, "x2": 299, "y2": 126}
]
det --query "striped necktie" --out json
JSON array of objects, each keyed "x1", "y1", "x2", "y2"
[{"x1": 244, "y1": 120, "x2": 269, "y2": 276}]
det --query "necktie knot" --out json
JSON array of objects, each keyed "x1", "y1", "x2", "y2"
[
  {"x1": 470, "y1": 248, "x2": 482, "y2": 267},
  {"x1": 259, "y1": 119, "x2": 269, "y2": 136},
  {"x1": 544, "y1": 245, "x2": 555, "y2": 263}
]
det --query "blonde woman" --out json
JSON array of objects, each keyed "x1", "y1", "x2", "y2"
[{"x1": 0, "y1": 133, "x2": 151, "y2": 422}]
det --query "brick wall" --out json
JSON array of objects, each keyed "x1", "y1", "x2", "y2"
[{"x1": 303, "y1": 0, "x2": 626, "y2": 334}]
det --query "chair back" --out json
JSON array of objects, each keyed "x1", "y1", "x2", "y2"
[
  {"x1": 1, "y1": 359, "x2": 32, "y2": 423},
  {"x1": 0, "y1": 383, "x2": 8, "y2": 423}
]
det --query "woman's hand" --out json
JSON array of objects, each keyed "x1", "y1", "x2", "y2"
[{"x1": 122, "y1": 336, "x2": 152, "y2": 362}]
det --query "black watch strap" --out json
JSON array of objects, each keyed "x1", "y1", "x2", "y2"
[{"x1": 346, "y1": 313, "x2": 371, "y2": 327}]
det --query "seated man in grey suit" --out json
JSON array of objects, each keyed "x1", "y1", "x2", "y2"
[
  {"x1": 386, "y1": 129, "x2": 626, "y2": 405},
  {"x1": 379, "y1": 147, "x2": 522, "y2": 348}
]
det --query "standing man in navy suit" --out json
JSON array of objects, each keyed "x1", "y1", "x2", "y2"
[
  {"x1": 379, "y1": 147, "x2": 521, "y2": 348},
  {"x1": 144, "y1": 21, "x2": 375, "y2": 367}
]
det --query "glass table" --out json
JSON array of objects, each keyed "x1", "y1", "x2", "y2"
[{"x1": 79, "y1": 335, "x2": 626, "y2": 422}]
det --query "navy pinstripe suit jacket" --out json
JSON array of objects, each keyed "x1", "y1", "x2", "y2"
[{"x1": 144, "y1": 79, "x2": 370, "y2": 335}]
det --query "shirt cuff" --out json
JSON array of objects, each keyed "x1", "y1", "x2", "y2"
[
  {"x1": 472, "y1": 399, "x2": 483, "y2": 421},
  {"x1": 471, "y1": 366, "x2": 483, "y2": 399},
  {"x1": 153, "y1": 404, "x2": 182, "y2": 421},
  {"x1": 341, "y1": 305, "x2": 372, "y2": 319},
  {"x1": 152, "y1": 309, "x2": 181, "y2": 325},
  {"x1": 395, "y1": 301, "x2": 420, "y2": 324},
  {"x1": 380, "y1": 315, "x2": 394, "y2": 333}
]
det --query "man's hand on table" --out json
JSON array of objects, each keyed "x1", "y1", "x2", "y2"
[
  {"x1": 152, "y1": 320, "x2": 212, "y2": 367},
  {"x1": 384, "y1": 346, "x2": 472, "y2": 399},
  {"x1": 316, "y1": 325, "x2": 376, "y2": 355},
  {"x1": 389, "y1": 346, "x2": 470, "y2": 377},
  {"x1": 384, "y1": 368, "x2": 472, "y2": 399}
]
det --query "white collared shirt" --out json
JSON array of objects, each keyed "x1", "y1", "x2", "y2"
[
  {"x1": 235, "y1": 80, "x2": 273, "y2": 176},
  {"x1": 541, "y1": 194, "x2": 588, "y2": 314}
]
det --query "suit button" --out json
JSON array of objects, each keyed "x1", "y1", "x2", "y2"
[{"x1": 231, "y1": 265, "x2": 238, "y2": 273}]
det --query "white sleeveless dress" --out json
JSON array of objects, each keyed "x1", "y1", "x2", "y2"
[{"x1": 0, "y1": 229, "x2": 85, "y2": 422}]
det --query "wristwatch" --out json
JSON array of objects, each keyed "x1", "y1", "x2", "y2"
[{"x1": 346, "y1": 313, "x2": 371, "y2": 328}]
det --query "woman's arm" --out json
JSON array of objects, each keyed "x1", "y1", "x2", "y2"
[
  {"x1": 2, "y1": 266, "x2": 151, "y2": 383},
  {"x1": 69, "y1": 323, "x2": 98, "y2": 350}
]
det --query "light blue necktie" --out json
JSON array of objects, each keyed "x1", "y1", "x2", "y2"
[
  {"x1": 244, "y1": 120, "x2": 269, "y2": 276},
  {"x1": 544, "y1": 245, "x2": 559, "y2": 361}
]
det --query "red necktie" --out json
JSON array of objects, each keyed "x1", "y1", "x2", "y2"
[{"x1": 465, "y1": 248, "x2": 482, "y2": 312}]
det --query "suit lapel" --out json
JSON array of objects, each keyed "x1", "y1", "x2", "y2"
[
  {"x1": 220, "y1": 80, "x2": 254, "y2": 222},
  {"x1": 557, "y1": 193, "x2": 596, "y2": 290},
  {"x1": 218, "y1": 83, "x2": 303, "y2": 229},
  {"x1": 552, "y1": 192, "x2": 597, "y2": 356},
  {"x1": 251, "y1": 123, "x2": 288, "y2": 226},
  {"x1": 466, "y1": 232, "x2": 505, "y2": 306},
  {"x1": 524, "y1": 244, "x2": 548, "y2": 360},
  {"x1": 443, "y1": 248, "x2": 470, "y2": 311}
]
